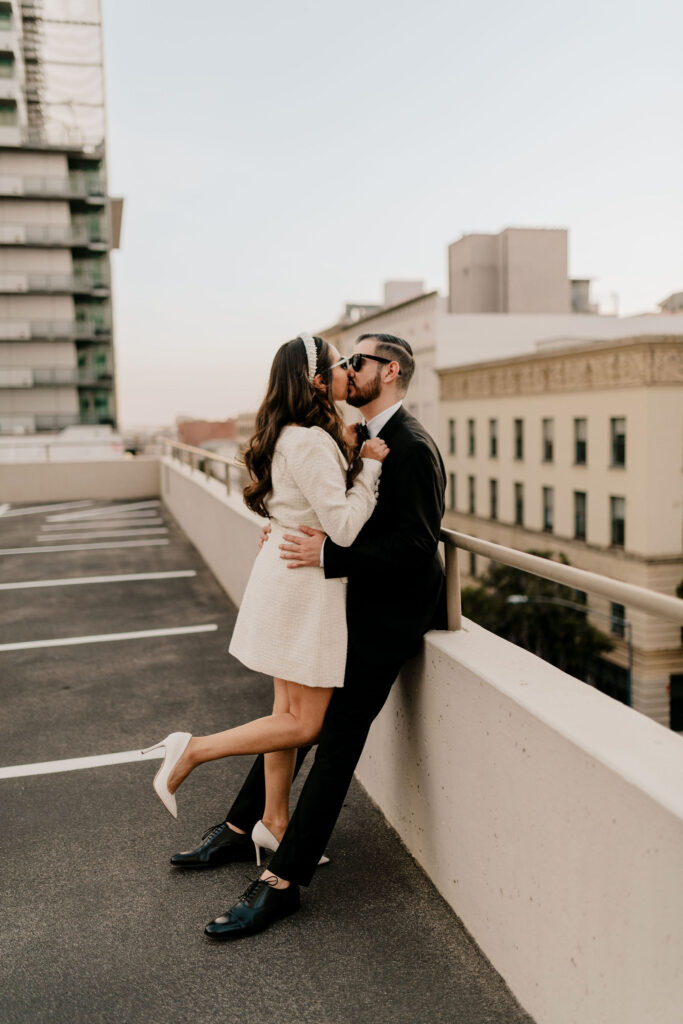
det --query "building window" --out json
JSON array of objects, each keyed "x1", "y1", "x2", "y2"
[
  {"x1": 611, "y1": 417, "x2": 626, "y2": 467},
  {"x1": 542, "y1": 418, "x2": 554, "y2": 462},
  {"x1": 468, "y1": 475, "x2": 476, "y2": 515},
  {"x1": 448, "y1": 418, "x2": 456, "y2": 455},
  {"x1": 448, "y1": 472, "x2": 456, "y2": 511},
  {"x1": 574, "y1": 418, "x2": 587, "y2": 465},
  {"x1": 610, "y1": 602, "x2": 626, "y2": 638},
  {"x1": 0, "y1": 97, "x2": 17, "y2": 125},
  {"x1": 514, "y1": 482, "x2": 524, "y2": 526},
  {"x1": 467, "y1": 419, "x2": 475, "y2": 456},
  {"x1": 0, "y1": 5, "x2": 11, "y2": 30},
  {"x1": 0, "y1": 51, "x2": 13, "y2": 78},
  {"x1": 514, "y1": 419, "x2": 524, "y2": 460},
  {"x1": 489, "y1": 418, "x2": 498, "y2": 458},
  {"x1": 489, "y1": 478, "x2": 498, "y2": 520},
  {"x1": 543, "y1": 486, "x2": 554, "y2": 533},
  {"x1": 610, "y1": 496, "x2": 625, "y2": 547},
  {"x1": 574, "y1": 491, "x2": 587, "y2": 540},
  {"x1": 469, "y1": 552, "x2": 477, "y2": 578}
]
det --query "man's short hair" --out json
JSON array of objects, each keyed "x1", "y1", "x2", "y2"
[{"x1": 358, "y1": 333, "x2": 415, "y2": 393}]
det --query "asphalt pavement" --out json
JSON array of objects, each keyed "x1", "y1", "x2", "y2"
[{"x1": 0, "y1": 498, "x2": 534, "y2": 1024}]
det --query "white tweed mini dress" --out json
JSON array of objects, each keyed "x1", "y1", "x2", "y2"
[{"x1": 229, "y1": 425, "x2": 381, "y2": 688}]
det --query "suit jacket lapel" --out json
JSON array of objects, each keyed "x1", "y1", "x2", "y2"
[{"x1": 377, "y1": 404, "x2": 408, "y2": 443}]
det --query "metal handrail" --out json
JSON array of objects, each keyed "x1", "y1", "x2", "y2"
[
  {"x1": 162, "y1": 438, "x2": 244, "y2": 496},
  {"x1": 440, "y1": 527, "x2": 683, "y2": 629},
  {"x1": 161, "y1": 438, "x2": 683, "y2": 628}
]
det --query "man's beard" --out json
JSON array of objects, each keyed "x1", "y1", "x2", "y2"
[{"x1": 346, "y1": 368, "x2": 382, "y2": 408}]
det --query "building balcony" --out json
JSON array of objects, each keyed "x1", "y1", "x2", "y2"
[
  {"x1": 0, "y1": 450, "x2": 681, "y2": 1024},
  {"x1": 0, "y1": 223, "x2": 108, "y2": 249},
  {"x1": 0, "y1": 273, "x2": 110, "y2": 295},
  {"x1": 0, "y1": 319, "x2": 111, "y2": 342},
  {"x1": 0, "y1": 125, "x2": 105, "y2": 156},
  {"x1": 0, "y1": 412, "x2": 115, "y2": 432},
  {"x1": 0, "y1": 171, "x2": 105, "y2": 200},
  {"x1": 0, "y1": 367, "x2": 113, "y2": 388}
]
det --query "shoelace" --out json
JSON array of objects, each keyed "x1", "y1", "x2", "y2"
[
  {"x1": 201, "y1": 821, "x2": 229, "y2": 843},
  {"x1": 238, "y1": 875, "x2": 279, "y2": 907}
]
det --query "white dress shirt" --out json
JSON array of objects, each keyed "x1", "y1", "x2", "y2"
[
  {"x1": 320, "y1": 401, "x2": 403, "y2": 565},
  {"x1": 363, "y1": 399, "x2": 403, "y2": 439}
]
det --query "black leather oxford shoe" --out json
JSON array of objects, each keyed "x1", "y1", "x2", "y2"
[
  {"x1": 204, "y1": 877, "x2": 300, "y2": 939},
  {"x1": 170, "y1": 821, "x2": 254, "y2": 868}
]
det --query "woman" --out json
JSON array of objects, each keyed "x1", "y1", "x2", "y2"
[{"x1": 142, "y1": 333, "x2": 388, "y2": 866}]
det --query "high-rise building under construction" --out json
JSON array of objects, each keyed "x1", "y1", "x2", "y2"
[{"x1": 0, "y1": 0, "x2": 120, "y2": 435}]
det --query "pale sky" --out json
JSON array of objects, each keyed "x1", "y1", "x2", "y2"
[{"x1": 102, "y1": 0, "x2": 683, "y2": 429}]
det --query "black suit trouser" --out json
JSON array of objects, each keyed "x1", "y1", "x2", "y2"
[{"x1": 225, "y1": 645, "x2": 404, "y2": 886}]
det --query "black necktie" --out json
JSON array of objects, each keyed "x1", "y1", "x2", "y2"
[{"x1": 356, "y1": 422, "x2": 370, "y2": 445}]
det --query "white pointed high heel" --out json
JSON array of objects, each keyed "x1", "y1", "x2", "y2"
[
  {"x1": 251, "y1": 819, "x2": 329, "y2": 868},
  {"x1": 140, "y1": 731, "x2": 192, "y2": 819}
]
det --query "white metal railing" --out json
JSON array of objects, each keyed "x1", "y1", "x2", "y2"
[
  {"x1": 162, "y1": 438, "x2": 244, "y2": 495},
  {"x1": 441, "y1": 528, "x2": 683, "y2": 629},
  {"x1": 163, "y1": 440, "x2": 683, "y2": 632}
]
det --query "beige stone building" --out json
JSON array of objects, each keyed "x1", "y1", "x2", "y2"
[
  {"x1": 0, "y1": 0, "x2": 120, "y2": 435},
  {"x1": 320, "y1": 282, "x2": 683, "y2": 444},
  {"x1": 439, "y1": 335, "x2": 683, "y2": 728},
  {"x1": 235, "y1": 410, "x2": 257, "y2": 454}
]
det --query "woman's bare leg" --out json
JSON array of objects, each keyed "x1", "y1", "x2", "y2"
[
  {"x1": 262, "y1": 679, "x2": 297, "y2": 841},
  {"x1": 262, "y1": 750, "x2": 296, "y2": 842},
  {"x1": 167, "y1": 679, "x2": 333, "y2": 794}
]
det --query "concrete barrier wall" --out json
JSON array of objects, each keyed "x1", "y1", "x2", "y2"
[
  {"x1": 162, "y1": 456, "x2": 683, "y2": 1024},
  {"x1": 161, "y1": 456, "x2": 261, "y2": 608},
  {"x1": 356, "y1": 628, "x2": 683, "y2": 1024},
  {"x1": 0, "y1": 457, "x2": 160, "y2": 503}
]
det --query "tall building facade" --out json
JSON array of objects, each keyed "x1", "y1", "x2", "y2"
[
  {"x1": 439, "y1": 335, "x2": 683, "y2": 729},
  {"x1": 0, "y1": 0, "x2": 120, "y2": 435}
]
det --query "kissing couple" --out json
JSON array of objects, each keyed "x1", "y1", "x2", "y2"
[{"x1": 142, "y1": 331, "x2": 447, "y2": 939}]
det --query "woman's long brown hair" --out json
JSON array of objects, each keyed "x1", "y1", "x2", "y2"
[{"x1": 243, "y1": 336, "x2": 362, "y2": 518}]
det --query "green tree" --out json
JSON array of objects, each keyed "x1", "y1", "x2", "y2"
[{"x1": 462, "y1": 551, "x2": 613, "y2": 683}]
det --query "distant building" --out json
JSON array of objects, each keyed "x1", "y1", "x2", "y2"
[
  {"x1": 320, "y1": 230, "x2": 683, "y2": 441},
  {"x1": 236, "y1": 410, "x2": 257, "y2": 454},
  {"x1": 0, "y1": 0, "x2": 121, "y2": 436},
  {"x1": 448, "y1": 228, "x2": 572, "y2": 314},
  {"x1": 438, "y1": 335, "x2": 683, "y2": 729},
  {"x1": 176, "y1": 418, "x2": 236, "y2": 449},
  {"x1": 659, "y1": 291, "x2": 683, "y2": 314}
]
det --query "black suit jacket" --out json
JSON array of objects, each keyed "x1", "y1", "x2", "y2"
[{"x1": 324, "y1": 406, "x2": 447, "y2": 666}]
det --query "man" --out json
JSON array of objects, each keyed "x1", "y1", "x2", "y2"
[{"x1": 172, "y1": 333, "x2": 447, "y2": 938}]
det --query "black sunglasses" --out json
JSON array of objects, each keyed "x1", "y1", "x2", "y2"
[{"x1": 328, "y1": 353, "x2": 401, "y2": 374}]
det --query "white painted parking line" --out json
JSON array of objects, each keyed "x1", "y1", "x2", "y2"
[
  {"x1": 40, "y1": 518, "x2": 164, "y2": 530},
  {"x1": 37, "y1": 528, "x2": 168, "y2": 542},
  {"x1": 0, "y1": 622, "x2": 217, "y2": 652},
  {"x1": 47, "y1": 500, "x2": 160, "y2": 522},
  {"x1": 80, "y1": 509, "x2": 160, "y2": 518},
  {"x1": 0, "y1": 570, "x2": 197, "y2": 591},
  {"x1": 0, "y1": 503, "x2": 10, "y2": 517},
  {"x1": 0, "y1": 539, "x2": 170, "y2": 556},
  {"x1": 46, "y1": 508, "x2": 161, "y2": 523},
  {"x1": 0, "y1": 500, "x2": 94, "y2": 518},
  {"x1": 0, "y1": 748, "x2": 162, "y2": 781}
]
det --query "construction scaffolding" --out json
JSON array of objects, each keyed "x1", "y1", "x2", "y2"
[{"x1": 20, "y1": 0, "x2": 105, "y2": 151}]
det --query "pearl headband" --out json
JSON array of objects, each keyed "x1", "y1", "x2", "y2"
[{"x1": 298, "y1": 332, "x2": 317, "y2": 381}]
